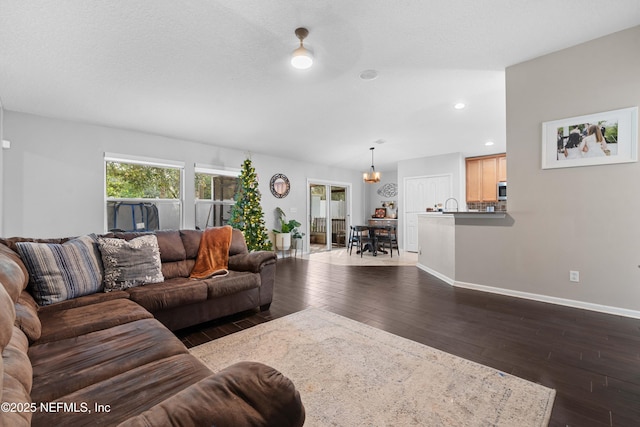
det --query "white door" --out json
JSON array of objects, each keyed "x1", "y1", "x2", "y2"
[{"x1": 404, "y1": 174, "x2": 452, "y2": 252}]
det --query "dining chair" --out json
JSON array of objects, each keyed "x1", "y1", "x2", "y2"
[
  {"x1": 376, "y1": 226, "x2": 400, "y2": 257},
  {"x1": 389, "y1": 226, "x2": 400, "y2": 256},
  {"x1": 348, "y1": 225, "x2": 370, "y2": 256}
]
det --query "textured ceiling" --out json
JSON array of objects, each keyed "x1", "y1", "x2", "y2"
[{"x1": 1, "y1": 1, "x2": 639, "y2": 171}]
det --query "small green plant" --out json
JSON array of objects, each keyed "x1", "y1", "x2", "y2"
[{"x1": 274, "y1": 207, "x2": 304, "y2": 238}]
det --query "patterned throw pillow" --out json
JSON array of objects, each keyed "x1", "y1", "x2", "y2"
[
  {"x1": 98, "y1": 235, "x2": 164, "y2": 292},
  {"x1": 16, "y1": 234, "x2": 104, "y2": 306}
]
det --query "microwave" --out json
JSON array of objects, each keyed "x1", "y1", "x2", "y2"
[{"x1": 497, "y1": 181, "x2": 507, "y2": 201}]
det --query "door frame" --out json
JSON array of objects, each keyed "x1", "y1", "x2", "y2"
[{"x1": 306, "y1": 179, "x2": 352, "y2": 252}]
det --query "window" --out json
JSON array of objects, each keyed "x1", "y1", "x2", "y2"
[
  {"x1": 105, "y1": 154, "x2": 184, "y2": 231},
  {"x1": 194, "y1": 166, "x2": 239, "y2": 229}
]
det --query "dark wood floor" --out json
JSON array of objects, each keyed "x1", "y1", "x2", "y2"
[{"x1": 176, "y1": 258, "x2": 640, "y2": 427}]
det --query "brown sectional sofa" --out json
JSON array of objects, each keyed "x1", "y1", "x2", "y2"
[{"x1": 0, "y1": 229, "x2": 305, "y2": 426}]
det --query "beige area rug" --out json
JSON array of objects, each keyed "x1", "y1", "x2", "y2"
[
  {"x1": 190, "y1": 308, "x2": 555, "y2": 426},
  {"x1": 304, "y1": 248, "x2": 418, "y2": 266}
]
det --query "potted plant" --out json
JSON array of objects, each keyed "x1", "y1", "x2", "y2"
[
  {"x1": 273, "y1": 207, "x2": 303, "y2": 251},
  {"x1": 291, "y1": 226, "x2": 305, "y2": 251}
]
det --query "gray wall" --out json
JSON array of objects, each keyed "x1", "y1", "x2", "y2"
[
  {"x1": 455, "y1": 26, "x2": 640, "y2": 313},
  {"x1": 2, "y1": 111, "x2": 364, "y2": 239}
]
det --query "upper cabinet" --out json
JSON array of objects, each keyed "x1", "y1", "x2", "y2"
[
  {"x1": 465, "y1": 154, "x2": 506, "y2": 203},
  {"x1": 497, "y1": 155, "x2": 507, "y2": 183}
]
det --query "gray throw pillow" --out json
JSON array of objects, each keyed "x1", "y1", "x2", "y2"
[
  {"x1": 98, "y1": 235, "x2": 164, "y2": 292},
  {"x1": 16, "y1": 234, "x2": 104, "y2": 306}
]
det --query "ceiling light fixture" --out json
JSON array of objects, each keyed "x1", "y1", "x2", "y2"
[
  {"x1": 291, "y1": 27, "x2": 313, "y2": 70},
  {"x1": 485, "y1": 141, "x2": 495, "y2": 146},
  {"x1": 359, "y1": 69, "x2": 379, "y2": 81},
  {"x1": 454, "y1": 103, "x2": 466, "y2": 110},
  {"x1": 363, "y1": 147, "x2": 381, "y2": 183}
]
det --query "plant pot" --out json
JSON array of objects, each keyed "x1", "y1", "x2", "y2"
[
  {"x1": 275, "y1": 232, "x2": 291, "y2": 250},
  {"x1": 267, "y1": 231, "x2": 277, "y2": 251},
  {"x1": 292, "y1": 237, "x2": 303, "y2": 250}
]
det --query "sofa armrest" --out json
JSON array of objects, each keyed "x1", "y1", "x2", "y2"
[
  {"x1": 118, "y1": 361, "x2": 305, "y2": 427},
  {"x1": 228, "y1": 251, "x2": 276, "y2": 274}
]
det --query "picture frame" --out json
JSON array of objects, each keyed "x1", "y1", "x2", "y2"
[
  {"x1": 541, "y1": 106, "x2": 638, "y2": 169},
  {"x1": 374, "y1": 208, "x2": 387, "y2": 218}
]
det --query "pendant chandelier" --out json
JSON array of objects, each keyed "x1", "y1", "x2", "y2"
[
  {"x1": 363, "y1": 147, "x2": 381, "y2": 183},
  {"x1": 291, "y1": 27, "x2": 313, "y2": 70}
]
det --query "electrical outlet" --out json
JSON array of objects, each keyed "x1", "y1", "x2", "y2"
[{"x1": 569, "y1": 270, "x2": 580, "y2": 282}]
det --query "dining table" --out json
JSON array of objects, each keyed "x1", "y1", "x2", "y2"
[{"x1": 355, "y1": 224, "x2": 395, "y2": 256}]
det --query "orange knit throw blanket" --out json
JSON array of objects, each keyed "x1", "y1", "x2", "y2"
[{"x1": 190, "y1": 226, "x2": 232, "y2": 279}]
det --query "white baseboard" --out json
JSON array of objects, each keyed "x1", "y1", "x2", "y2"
[
  {"x1": 416, "y1": 264, "x2": 640, "y2": 319},
  {"x1": 416, "y1": 263, "x2": 454, "y2": 285}
]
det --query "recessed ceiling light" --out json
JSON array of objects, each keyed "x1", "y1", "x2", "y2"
[
  {"x1": 359, "y1": 69, "x2": 379, "y2": 81},
  {"x1": 454, "y1": 103, "x2": 466, "y2": 110},
  {"x1": 485, "y1": 141, "x2": 495, "y2": 146}
]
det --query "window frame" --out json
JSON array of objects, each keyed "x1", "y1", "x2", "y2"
[
  {"x1": 104, "y1": 153, "x2": 185, "y2": 232},
  {"x1": 194, "y1": 164, "x2": 240, "y2": 229}
]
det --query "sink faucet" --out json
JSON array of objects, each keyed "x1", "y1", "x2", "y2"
[{"x1": 444, "y1": 198, "x2": 459, "y2": 212}]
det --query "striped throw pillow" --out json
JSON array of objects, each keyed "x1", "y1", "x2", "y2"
[{"x1": 16, "y1": 234, "x2": 104, "y2": 306}]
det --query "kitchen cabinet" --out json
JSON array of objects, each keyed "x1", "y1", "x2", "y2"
[
  {"x1": 497, "y1": 155, "x2": 507, "y2": 183},
  {"x1": 466, "y1": 154, "x2": 506, "y2": 203}
]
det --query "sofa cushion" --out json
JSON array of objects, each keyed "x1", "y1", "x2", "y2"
[
  {"x1": 230, "y1": 228, "x2": 249, "y2": 255},
  {"x1": 0, "y1": 237, "x2": 70, "y2": 253},
  {"x1": 31, "y1": 353, "x2": 212, "y2": 427},
  {"x1": 3, "y1": 326, "x2": 32, "y2": 394},
  {"x1": 126, "y1": 278, "x2": 209, "y2": 312},
  {"x1": 0, "y1": 283, "x2": 16, "y2": 349},
  {"x1": 1, "y1": 327, "x2": 33, "y2": 427},
  {"x1": 14, "y1": 291, "x2": 41, "y2": 343},
  {"x1": 37, "y1": 290, "x2": 130, "y2": 314},
  {"x1": 15, "y1": 234, "x2": 103, "y2": 306},
  {"x1": 98, "y1": 235, "x2": 164, "y2": 291},
  {"x1": 202, "y1": 270, "x2": 260, "y2": 299},
  {"x1": 161, "y1": 260, "x2": 192, "y2": 280},
  {"x1": 37, "y1": 299, "x2": 153, "y2": 344},
  {"x1": 29, "y1": 318, "x2": 188, "y2": 403},
  {"x1": 0, "y1": 244, "x2": 29, "y2": 300},
  {"x1": 180, "y1": 229, "x2": 202, "y2": 259},
  {"x1": 155, "y1": 230, "x2": 186, "y2": 262},
  {"x1": 120, "y1": 362, "x2": 306, "y2": 427}
]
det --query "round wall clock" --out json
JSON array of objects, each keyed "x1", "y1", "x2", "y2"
[{"x1": 270, "y1": 173, "x2": 290, "y2": 198}]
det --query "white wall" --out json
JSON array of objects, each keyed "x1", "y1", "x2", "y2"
[
  {"x1": 455, "y1": 26, "x2": 640, "y2": 314},
  {"x1": 366, "y1": 171, "x2": 398, "y2": 218},
  {"x1": 396, "y1": 152, "x2": 465, "y2": 247},
  {"x1": 398, "y1": 152, "x2": 465, "y2": 207},
  {"x1": 2, "y1": 111, "x2": 363, "y2": 239}
]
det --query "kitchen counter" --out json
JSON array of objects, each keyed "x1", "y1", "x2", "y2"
[
  {"x1": 417, "y1": 212, "x2": 510, "y2": 284},
  {"x1": 422, "y1": 211, "x2": 507, "y2": 219}
]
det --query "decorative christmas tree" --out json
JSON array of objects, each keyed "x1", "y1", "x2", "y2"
[{"x1": 229, "y1": 158, "x2": 273, "y2": 251}]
